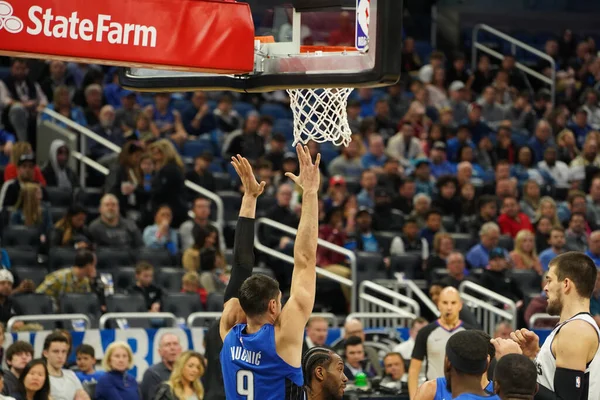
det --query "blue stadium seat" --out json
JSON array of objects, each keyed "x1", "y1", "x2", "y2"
[
  {"x1": 172, "y1": 98, "x2": 191, "y2": 113},
  {"x1": 182, "y1": 138, "x2": 214, "y2": 158},
  {"x1": 273, "y1": 119, "x2": 294, "y2": 141},
  {"x1": 260, "y1": 103, "x2": 292, "y2": 120},
  {"x1": 233, "y1": 102, "x2": 256, "y2": 118}
]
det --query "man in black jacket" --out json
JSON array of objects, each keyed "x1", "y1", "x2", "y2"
[{"x1": 480, "y1": 248, "x2": 524, "y2": 307}]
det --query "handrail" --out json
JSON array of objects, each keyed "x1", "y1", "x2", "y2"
[
  {"x1": 7, "y1": 314, "x2": 91, "y2": 332},
  {"x1": 99, "y1": 312, "x2": 178, "y2": 328},
  {"x1": 395, "y1": 273, "x2": 440, "y2": 317},
  {"x1": 346, "y1": 312, "x2": 416, "y2": 329},
  {"x1": 529, "y1": 313, "x2": 559, "y2": 328},
  {"x1": 359, "y1": 281, "x2": 421, "y2": 317},
  {"x1": 71, "y1": 151, "x2": 110, "y2": 175},
  {"x1": 311, "y1": 312, "x2": 338, "y2": 327},
  {"x1": 186, "y1": 311, "x2": 338, "y2": 327},
  {"x1": 254, "y1": 217, "x2": 357, "y2": 312},
  {"x1": 40, "y1": 109, "x2": 225, "y2": 231},
  {"x1": 459, "y1": 280, "x2": 517, "y2": 332},
  {"x1": 472, "y1": 24, "x2": 556, "y2": 105}
]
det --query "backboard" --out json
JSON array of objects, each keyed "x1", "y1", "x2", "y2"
[{"x1": 118, "y1": 0, "x2": 403, "y2": 93}]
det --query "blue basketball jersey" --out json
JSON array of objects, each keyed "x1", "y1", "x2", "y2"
[
  {"x1": 221, "y1": 323, "x2": 304, "y2": 400},
  {"x1": 434, "y1": 377, "x2": 495, "y2": 400}
]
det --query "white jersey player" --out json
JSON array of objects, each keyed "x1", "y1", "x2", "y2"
[{"x1": 493, "y1": 251, "x2": 600, "y2": 400}]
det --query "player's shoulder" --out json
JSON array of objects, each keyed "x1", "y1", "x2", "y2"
[{"x1": 559, "y1": 317, "x2": 598, "y2": 342}]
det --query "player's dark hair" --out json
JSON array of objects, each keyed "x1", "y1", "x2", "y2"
[
  {"x1": 302, "y1": 347, "x2": 334, "y2": 388},
  {"x1": 43, "y1": 332, "x2": 69, "y2": 351},
  {"x1": 549, "y1": 251, "x2": 598, "y2": 298},
  {"x1": 474, "y1": 330, "x2": 496, "y2": 360},
  {"x1": 344, "y1": 335, "x2": 363, "y2": 351},
  {"x1": 238, "y1": 274, "x2": 280, "y2": 317},
  {"x1": 6, "y1": 341, "x2": 34, "y2": 364},
  {"x1": 75, "y1": 344, "x2": 95, "y2": 358},
  {"x1": 446, "y1": 330, "x2": 488, "y2": 375},
  {"x1": 494, "y1": 354, "x2": 537, "y2": 398}
]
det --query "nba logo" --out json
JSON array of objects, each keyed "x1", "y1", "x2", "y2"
[
  {"x1": 356, "y1": 0, "x2": 370, "y2": 52},
  {"x1": 576, "y1": 376, "x2": 581, "y2": 388}
]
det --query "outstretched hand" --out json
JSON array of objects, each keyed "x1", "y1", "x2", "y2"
[
  {"x1": 231, "y1": 155, "x2": 266, "y2": 198},
  {"x1": 285, "y1": 143, "x2": 321, "y2": 194}
]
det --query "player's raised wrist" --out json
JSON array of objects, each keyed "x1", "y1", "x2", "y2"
[{"x1": 302, "y1": 188, "x2": 319, "y2": 196}]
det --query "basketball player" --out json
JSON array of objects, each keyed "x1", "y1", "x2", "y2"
[
  {"x1": 441, "y1": 330, "x2": 500, "y2": 400},
  {"x1": 220, "y1": 144, "x2": 321, "y2": 399},
  {"x1": 414, "y1": 331, "x2": 495, "y2": 400},
  {"x1": 302, "y1": 347, "x2": 348, "y2": 400},
  {"x1": 493, "y1": 354, "x2": 538, "y2": 400},
  {"x1": 504, "y1": 252, "x2": 600, "y2": 400}
]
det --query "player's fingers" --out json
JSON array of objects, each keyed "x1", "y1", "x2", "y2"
[
  {"x1": 285, "y1": 172, "x2": 298, "y2": 182},
  {"x1": 231, "y1": 161, "x2": 242, "y2": 176},
  {"x1": 314, "y1": 153, "x2": 321, "y2": 168},
  {"x1": 241, "y1": 156, "x2": 253, "y2": 174},
  {"x1": 259, "y1": 181, "x2": 266, "y2": 191},
  {"x1": 509, "y1": 331, "x2": 522, "y2": 343}
]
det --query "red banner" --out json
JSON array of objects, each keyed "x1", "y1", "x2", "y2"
[{"x1": 0, "y1": 0, "x2": 255, "y2": 73}]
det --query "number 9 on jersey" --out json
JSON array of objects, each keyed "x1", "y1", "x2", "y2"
[{"x1": 236, "y1": 370, "x2": 254, "y2": 399}]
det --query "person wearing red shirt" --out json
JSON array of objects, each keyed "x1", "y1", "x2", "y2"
[
  {"x1": 4, "y1": 142, "x2": 46, "y2": 186},
  {"x1": 497, "y1": 196, "x2": 534, "y2": 238},
  {"x1": 327, "y1": 11, "x2": 355, "y2": 46}
]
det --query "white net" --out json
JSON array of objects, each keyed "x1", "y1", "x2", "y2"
[{"x1": 286, "y1": 87, "x2": 354, "y2": 147}]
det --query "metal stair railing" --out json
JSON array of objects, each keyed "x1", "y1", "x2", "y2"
[{"x1": 459, "y1": 280, "x2": 517, "y2": 334}]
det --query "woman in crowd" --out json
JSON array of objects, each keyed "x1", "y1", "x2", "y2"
[
  {"x1": 154, "y1": 351, "x2": 205, "y2": 400},
  {"x1": 426, "y1": 67, "x2": 449, "y2": 109},
  {"x1": 143, "y1": 205, "x2": 179, "y2": 255},
  {"x1": 148, "y1": 140, "x2": 187, "y2": 227},
  {"x1": 15, "y1": 359, "x2": 51, "y2": 400},
  {"x1": 556, "y1": 129, "x2": 579, "y2": 164},
  {"x1": 50, "y1": 204, "x2": 92, "y2": 248},
  {"x1": 4, "y1": 142, "x2": 46, "y2": 185},
  {"x1": 107, "y1": 142, "x2": 145, "y2": 219},
  {"x1": 510, "y1": 229, "x2": 543, "y2": 275},
  {"x1": 95, "y1": 342, "x2": 139, "y2": 400},
  {"x1": 459, "y1": 182, "x2": 477, "y2": 217},
  {"x1": 41, "y1": 85, "x2": 87, "y2": 128},
  {"x1": 183, "y1": 225, "x2": 224, "y2": 272},
  {"x1": 535, "y1": 216, "x2": 553, "y2": 253},
  {"x1": 10, "y1": 183, "x2": 52, "y2": 237},
  {"x1": 425, "y1": 232, "x2": 455, "y2": 282},
  {"x1": 534, "y1": 196, "x2": 563, "y2": 228},
  {"x1": 520, "y1": 180, "x2": 542, "y2": 220}
]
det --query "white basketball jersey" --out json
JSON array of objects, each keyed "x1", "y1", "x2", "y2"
[{"x1": 535, "y1": 312, "x2": 600, "y2": 400}]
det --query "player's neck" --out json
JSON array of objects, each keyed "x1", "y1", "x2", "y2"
[
  {"x1": 306, "y1": 386, "x2": 329, "y2": 400},
  {"x1": 246, "y1": 315, "x2": 274, "y2": 334},
  {"x1": 479, "y1": 373, "x2": 489, "y2": 389},
  {"x1": 559, "y1": 296, "x2": 590, "y2": 323},
  {"x1": 451, "y1": 376, "x2": 486, "y2": 398}
]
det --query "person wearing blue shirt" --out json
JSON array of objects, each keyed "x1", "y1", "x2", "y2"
[
  {"x1": 345, "y1": 208, "x2": 381, "y2": 253},
  {"x1": 461, "y1": 103, "x2": 493, "y2": 144},
  {"x1": 95, "y1": 342, "x2": 139, "y2": 400},
  {"x1": 420, "y1": 209, "x2": 443, "y2": 248},
  {"x1": 143, "y1": 206, "x2": 179, "y2": 255},
  {"x1": 414, "y1": 159, "x2": 435, "y2": 197},
  {"x1": 465, "y1": 222, "x2": 503, "y2": 269},
  {"x1": 585, "y1": 231, "x2": 600, "y2": 266},
  {"x1": 181, "y1": 91, "x2": 217, "y2": 136},
  {"x1": 447, "y1": 125, "x2": 475, "y2": 163},
  {"x1": 568, "y1": 108, "x2": 594, "y2": 148},
  {"x1": 41, "y1": 85, "x2": 88, "y2": 128},
  {"x1": 430, "y1": 142, "x2": 457, "y2": 178},
  {"x1": 0, "y1": 129, "x2": 15, "y2": 166},
  {"x1": 539, "y1": 227, "x2": 568, "y2": 271},
  {"x1": 75, "y1": 344, "x2": 104, "y2": 384},
  {"x1": 527, "y1": 120, "x2": 554, "y2": 163},
  {"x1": 362, "y1": 134, "x2": 388, "y2": 170},
  {"x1": 357, "y1": 170, "x2": 377, "y2": 209}
]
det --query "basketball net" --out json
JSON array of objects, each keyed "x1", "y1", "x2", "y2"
[{"x1": 287, "y1": 87, "x2": 354, "y2": 147}]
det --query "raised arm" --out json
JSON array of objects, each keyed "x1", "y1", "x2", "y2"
[
  {"x1": 220, "y1": 155, "x2": 266, "y2": 341},
  {"x1": 276, "y1": 144, "x2": 321, "y2": 367}
]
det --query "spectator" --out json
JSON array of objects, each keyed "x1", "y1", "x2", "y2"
[
  {"x1": 493, "y1": 127, "x2": 517, "y2": 165},
  {"x1": 379, "y1": 157, "x2": 403, "y2": 194},
  {"x1": 372, "y1": 100, "x2": 396, "y2": 139},
  {"x1": 495, "y1": 179, "x2": 518, "y2": 209},
  {"x1": 347, "y1": 207, "x2": 383, "y2": 254},
  {"x1": 512, "y1": 146, "x2": 545, "y2": 186},
  {"x1": 35, "y1": 249, "x2": 97, "y2": 308},
  {"x1": 143, "y1": 205, "x2": 179, "y2": 255},
  {"x1": 133, "y1": 113, "x2": 156, "y2": 142},
  {"x1": 392, "y1": 317, "x2": 428, "y2": 365},
  {"x1": 447, "y1": 125, "x2": 475, "y2": 163},
  {"x1": 448, "y1": 81, "x2": 469, "y2": 123},
  {"x1": 447, "y1": 53, "x2": 472, "y2": 84},
  {"x1": 273, "y1": 152, "x2": 299, "y2": 187},
  {"x1": 43, "y1": 333, "x2": 89, "y2": 400},
  {"x1": 0, "y1": 270, "x2": 26, "y2": 327},
  {"x1": 519, "y1": 180, "x2": 541, "y2": 220},
  {"x1": 328, "y1": 11, "x2": 355, "y2": 46},
  {"x1": 105, "y1": 142, "x2": 146, "y2": 217},
  {"x1": 41, "y1": 140, "x2": 78, "y2": 189},
  {"x1": 459, "y1": 182, "x2": 477, "y2": 217},
  {"x1": 74, "y1": 345, "x2": 104, "y2": 384},
  {"x1": 506, "y1": 92, "x2": 536, "y2": 134},
  {"x1": 425, "y1": 233, "x2": 455, "y2": 277},
  {"x1": 2, "y1": 342, "x2": 33, "y2": 397},
  {"x1": 432, "y1": 175, "x2": 461, "y2": 221},
  {"x1": 213, "y1": 95, "x2": 241, "y2": 133},
  {"x1": 303, "y1": 317, "x2": 329, "y2": 354},
  {"x1": 480, "y1": 248, "x2": 524, "y2": 305},
  {"x1": 390, "y1": 218, "x2": 429, "y2": 261},
  {"x1": 479, "y1": 86, "x2": 507, "y2": 125},
  {"x1": 413, "y1": 159, "x2": 435, "y2": 197},
  {"x1": 88, "y1": 194, "x2": 143, "y2": 248},
  {"x1": 426, "y1": 68, "x2": 449, "y2": 109},
  {"x1": 380, "y1": 352, "x2": 406, "y2": 392},
  {"x1": 585, "y1": 231, "x2": 600, "y2": 266},
  {"x1": 362, "y1": 134, "x2": 388, "y2": 172},
  {"x1": 391, "y1": 178, "x2": 416, "y2": 215},
  {"x1": 179, "y1": 197, "x2": 219, "y2": 251},
  {"x1": 114, "y1": 91, "x2": 141, "y2": 132},
  {"x1": 439, "y1": 252, "x2": 478, "y2": 288},
  {"x1": 539, "y1": 227, "x2": 567, "y2": 271},
  {"x1": 95, "y1": 342, "x2": 139, "y2": 400},
  {"x1": 82, "y1": 84, "x2": 103, "y2": 127},
  {"x1": 537, "y1": 147, "x2": 570, "y2": 191},
  {"x1": 400, "y1": 37, "x2": 422, "y2": 73},
  {"x1": 357, "y1": 170, "x2": 377, "y2": 209},
  {"x1": 154, "y1": 351, "x2": 205, "y2": 400},
  {"x1": 497, "y1": 196, "x2": 534, "y2": 238},
  {"x1": 14, "y1": 359, "x2": 50, "y2": 400},
  {"x1": 466, "y1": 222, "x2": 502, "y2": 269},
  {"x1": 140, "y1": 333, "x2": 182, "y2": 400},
  {"x1": 197, "y1": 248, "x2": 228, "y2": 295},
  {"x1": 328, "y1": 139, "x2": 363, "y2": 178},
  {"x1": 40, "y1": 61, "x2": 76, "y2": 102},
  {"x1": 41, "y1": 85, "x2": 86, "y2": 128},
  {"x1": 534, "y1": 216, "x2": 553, "y2": 253},
  {"x1": 534, "y1": 197, "x2": 562, "y2": 229},
  {"x1": 510, "y1": 230, "x2": 543, "y2": 274},
  {"x1": 567, "y1": 108, "x2": 593, "y2": 148},
  {"x1": 128, "y1": 262, "x2": 163, "y2": 313},
  {"x1": 501, "y1": 54, "x2": 528, "y2": 91},
  {"x1": 470, "y1": 55, "x2": 494, "y2": 95},
  {"x1": 0, "y1": 59, "x2": 48, "y2": 144},
  {"x1": 410, "y1": 193, "x2": 431, "y2": 229},
  {"x1": 148, "y1": 140, "x2": 188, "y2": 227},
  {"x1": 144, "y1": 93, "x2": 187, "y2": 146},
  {"x1": 181, "y1": 271, "x2": 208, "y2": 305},
  {"x1": 570, "y1": 137, "x2": 600, "y2": 169},
  {"x1": 223, "y1": 113, "x2": 265, "y2": 161},
  {"x1": 420, "y1": 209, "x2": 444, "y2": 248},
  {"x1": 343, "y1": 336, "x2": 377, "y2": 380},
  {"x1": 528, "y1": 120, "x2": 555, "y2": 164},
  {"x1": 4, "y1": 143, "x2": 45, "y2": 186},
  {"x1": 386, "y1": 122, "x2": 424, "y2": 168},
  {"x1": 462, "y1": 103, "x2": 493, "y2": 145},
  {"x1": 583, "y1": 89, "x2": 600, "y2": 129},
  {"x1": 185, "y1": 153, "x2": 215, "y2": 193},
  {"x1": 556, "y1": 129, "x2": 579, "y2": 164},
  {"x1": 264, "y1": 134, "x2": 287, "y2": 173},
  {"x1": 524, "y1": 272, "x2": 553, "y2": 329},
  {"x1": 464, "y1": 195, "x2": 498, "y2": 239},
  {"x1": 254, "y1": 159, "x2": 276, "y2": 197},
  {"x1": 50, "y1": 204, "x2": 92, "y2": 249},
  {"x1": 334, "y1": 318, "x2": 382, "y2": 376},
  {"x1": 264, "y1": 184, "x2": 299, "y2": 250},
  {"x1": 429, "y1": 142, "x2": 456, "y2": 178},
  {"x1": 89, "y1": 105, "x2": 126, "y2": 163},
  {"x1": 10, "y1": 183, "x2": 52, "y2": 238},
  {"x1": 565, "y1": 212, "x2": 589, "y2": 252},
  {"x1": 493, "y1": 321, "x2": 513, "y2": 339},
  {"x1": 181, "y1": 91, "x2": 216, "y2": 136}
]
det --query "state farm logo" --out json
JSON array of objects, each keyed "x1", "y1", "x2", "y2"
[
  {"x1": 0, "y1": 1, "x2": 24, "y2": 33},
  {"x1": 0, "y1": 1, "x2": 157, "y2": 47}
]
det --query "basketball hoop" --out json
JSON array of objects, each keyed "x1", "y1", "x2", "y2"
[{"x1": 287, "y1": 87, "x2": 354, "y2": 147}]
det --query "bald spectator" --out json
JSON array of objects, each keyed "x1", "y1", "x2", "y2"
[
  {"x1": 362, "y1": 134, "x2": 387, "y2": 172},
  {"x1": 90, "y1": 105, "x2": 125, "y2": 162},
  {"x1": 302, "y1": 317, "x2": 329, "y2": 355},
  {"x1": 565, "y1": 212, "x2": 589, "y2": 252},
  {"x1": 334, "y1": 318, "x2": 383, "y2": 376},
  {"x1": 83, "y1": 84, "x2": 103, "y2": 127},
  {"x1": 140, "y1": 333, "x2": 182, "y2": 400},
  {"x1": 440, "y1": 252, "x2": 479, "y2": 288},
  {"x1": 88, "y1": 194, "x2": 143, "y2": 248},
  {"x1": 493, "y1": 321, "x2": 512, "y2": 339},
  {"x1": 528, "y1": 120, "x2": 554, "y2": 163},
  {"x1": 408, "y1": 287, "x2": 477, "y2": 399},
  {"x1": 393, "y1": 317, "x2": 428, "y2": 364},
  {"x1": 497, "y1": 196, "x2": 534, "y2": 238},
  {"x1": 586, "y1": 231, "x2": 600, "y2": 265},
  {"x1": 466, "y1": 222, "x2": 503, "y2": 269}
]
